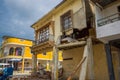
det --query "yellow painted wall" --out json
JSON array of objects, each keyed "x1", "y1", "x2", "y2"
[
  {"x1": 2, "y1": 37, "x2": 33, "y2": 59},
  {"x1": 37, "y1": 51, "x2": 63, "y2": 61},
  {"x1": 3, "y1": 37, "x2": 32, "y2": 46},
  {"x1": 24, "y1": 46, "x2": 32, "y2": 58},
  {"x1": 2, "y1": 37, "x2": 63, "y2": 61}
]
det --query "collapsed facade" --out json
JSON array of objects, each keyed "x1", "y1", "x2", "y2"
[{"x1": 31, "y1": 0, "x2": 120, "y2": 80}]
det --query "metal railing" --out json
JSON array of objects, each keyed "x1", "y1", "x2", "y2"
[{"x1": 97, "y1": 12, "x2": 120, "y2": 27}]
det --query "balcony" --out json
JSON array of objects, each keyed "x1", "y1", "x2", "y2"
[
  {"x1": 96, "y1": 12, "x2": 120, "y2": 43},
  {"x1": 32, "y1": 34, "x2": 54, "y2": 53}
]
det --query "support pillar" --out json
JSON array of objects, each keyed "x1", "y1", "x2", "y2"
[
  {"x1": 22, "y1": 56, "x2": 25, "y2": 73},
  {"x1": 22, "y1": 47, "x2": 25, "y2": 73},
  {"x1": 105, "y1": 43, "x2": 115, "y2": 80},
  {"x1": 79, "y1": 45, "x2": 88, "y2": 80},
  {"x1": 87, "y1": 37, "x2": 95, "y2": 80},
  {"x1": 32, "y1": 53, "x2": 37, "y2": 73},
  {"x1": 52, "y1": 46, "x2": 58, "y2": 80}
]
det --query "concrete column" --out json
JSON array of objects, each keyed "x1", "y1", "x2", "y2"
[
  {"x1": 87, "y1": 37, "x2": 95, "y2": 80},
  {"x1": 32, "y1": 53, "x2": 37, "y2": 73},
  {"x1": 22, "y1": 57, "x2": 25, "y2": 73},
  {"x1": 105, "y1": 43, "x2": 115, "y2": 80},
  {"x1": 52, "y1": 46, "x2": 58, "y2": 80}
]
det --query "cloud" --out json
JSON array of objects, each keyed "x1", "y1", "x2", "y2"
[
  {"x1": 4, "y1": 0, "x2": 62, "y2": 19},
  {"x1": 0, "y1": 0, "x2": 62, "y2": 44}
]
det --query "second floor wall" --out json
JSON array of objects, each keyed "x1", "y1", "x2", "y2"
[
  {"x1": 53, "y1": 0, "x2": 86, "y2": 41},
  {"x1": 33, "y1": 0, "x2": 87, "y2": 44},
  {"x1": 3, "y1": 45, "x2": 24, "y2": 57},
  {"x1": 0, "y1": 36, "x2": 33, "y2": 58}
]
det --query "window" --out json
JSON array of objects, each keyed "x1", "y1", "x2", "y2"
[
  {"x1": 61, "y1": 10, "x2": 73, "y2": 31},
  {"x1": 15, "y1": 47, "x2": 22, "y2": 56},
  {"x1": 43, "y1": 52, "x2": 46, "y2": 55},
  {"x1": 9, "y1": 47, "x2": 14, "y2": 55},
  {"x1": 39, "y1": 26, "x2": 49, "y2": 43}
]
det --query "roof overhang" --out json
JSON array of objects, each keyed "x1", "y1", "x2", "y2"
[{"x1": 91, "y1": 0, "x2": 117, "y2": 7}]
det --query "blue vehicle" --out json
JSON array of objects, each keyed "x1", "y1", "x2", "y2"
[{"x1": 0, "y1": 63, "x2": 13, "y2": 80}]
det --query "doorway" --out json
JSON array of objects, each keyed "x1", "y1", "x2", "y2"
[
  {"x1": 117, "y1": 5, "x2": 120, "y2": 17},
  {"x1": 117, "y1": 6, "x2": 120, "y2": 12},
  {"x1": 13, "y1": 62, "x2": 18, "y2": 70}
]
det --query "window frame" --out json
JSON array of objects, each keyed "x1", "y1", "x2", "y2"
[
  {"x1": 38, "y1": 24, "x2": 50, "y2": 43},
  {"x1": 60, "y1": 10, "x2": 73, "y2": 32},
  {"x1": 9, "y1": 47, "x2": 14, "y2": 55},
  {"x1": 15, "y1": 47, "x2": 22, "y2": 56}
]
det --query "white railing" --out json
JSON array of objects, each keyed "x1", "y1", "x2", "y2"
[{"x1": 98, "y1": 12, "x2": 120, "y2": 27}]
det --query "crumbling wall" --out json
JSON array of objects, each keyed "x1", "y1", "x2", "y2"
[{"x1": 61, "y1": 43, "x2": 109, "y2": 80}]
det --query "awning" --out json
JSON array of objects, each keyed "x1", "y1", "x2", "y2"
[
  {"x1": 0, "y1": 63, "x2": 10, "y2": 65},
  {"x1": 8, "y1": 59, "x2": 22, "y2": 62}
]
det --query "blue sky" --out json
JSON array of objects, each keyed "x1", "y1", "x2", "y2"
[{"x1": 0, "y1": 0, "x2": 62, "y2": 44}]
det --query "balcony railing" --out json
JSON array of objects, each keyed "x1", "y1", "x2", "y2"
[
  {"x1": 98, "y1": 12, "x2": 120, "y2": 27},
  {"x1": 35, "y1": 34, "x2": 54, "y2": 45}
]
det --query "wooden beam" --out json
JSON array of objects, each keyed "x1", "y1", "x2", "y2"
[
  {"x1": 67, "y1": 57, "x2": 86, "y2": 80},
  {"x1": 57, "y1": 41, "x2": 86, "y2": 49}
]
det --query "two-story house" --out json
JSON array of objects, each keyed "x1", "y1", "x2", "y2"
[
  {"x1": 0, "y1": 36, "x2": 63, "y2": 75},
  {"x1": 0, "y1": 36, "x2": 34, "y2": 74},
  {"x1": 31, "y1": 0, "x2": 120, "y2": 80}
]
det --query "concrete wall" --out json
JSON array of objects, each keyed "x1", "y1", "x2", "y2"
[
  {"x1": 54, "y1": 0, "x2": 86, "y2": 41},
  {"x1": 96, "y1": 21, "x2": 120, "y2": 43},
  {"x1": 3, "y1": 45, "x2": 24, "y2": 56},
  {"x1": 61, "y1": 43, "x2": 110, "y2": 80}
]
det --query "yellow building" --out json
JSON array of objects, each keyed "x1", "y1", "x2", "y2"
[
  {"x1": 0, "y1": 36, "x2": 33, "y2": 73},
  {"x1": 0, "y1": 36, "x2": 62, "y2": 74}
]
